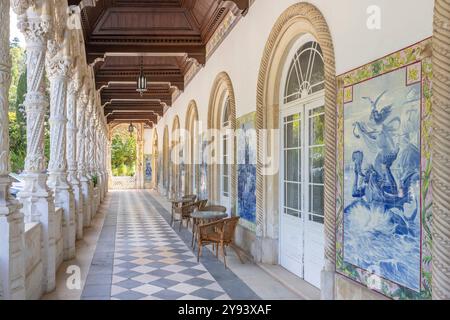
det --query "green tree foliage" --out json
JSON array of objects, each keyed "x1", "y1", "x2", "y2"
[
  {"x1": 9, "y1": 38, "x2": 25, "y2": 110},
  {"x1": 9, "y1": 112, "x2": 26, "y2": 172},
  {"x1": 8, "y1": 40, "x2": 27, "y2": 173},
  {"x1": 111, "y1": 134, "x2": 137, "y2": 176}
]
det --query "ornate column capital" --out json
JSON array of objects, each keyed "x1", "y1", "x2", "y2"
[
  {"x1": 10, "y1": 0, "x2": 35, "y2": 16},
  {"x1": 45, "y1": 41, "x2": 72, "y2": 80},
  {"x1": 17, "y1": 14, "x2": 51, "y2": 47}
]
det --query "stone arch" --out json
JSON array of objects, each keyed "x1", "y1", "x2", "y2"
[
  {"x1": 108, "y1": 122, "x2": 144, "y2": 189},
  {"x1": 152, "y1": 129, "x2": 159, "y2": 189},
  {"x1": 207, "y1": 72, "x2": 237, "y2": 212},
  {"x1": 162, "y1": 125, "x2": 170, "y2": 195},
  {"x1": 185, "y1": 100, "x2": 200, "y2": 194},
  {"x1": 254, "y1": 2, "x2": 336, "y2": 297},
  {"x1": 171, "y1": 116, "x2": 181, "y2": 196}
]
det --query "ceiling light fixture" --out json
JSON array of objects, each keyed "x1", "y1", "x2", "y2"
[
  {"x1": 136, "y1": 56, "x2": 147, "y2": 97},
  {"x1": 128, "y1": 122, "x2": 134, "y2": 135}
]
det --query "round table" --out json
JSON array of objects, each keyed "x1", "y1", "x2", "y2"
[{"x1": 191, "y1": 211, "x2": 228, "y2": 248}]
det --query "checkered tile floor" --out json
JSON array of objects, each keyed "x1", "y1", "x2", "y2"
[{"x1": 110, "y1": 192, "x2": 229, "y2": 300}]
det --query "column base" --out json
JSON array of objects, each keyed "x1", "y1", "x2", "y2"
[
  {"x1": 320, "y1": 260, "x2": 336, "y2": 300},
  {"x1": 0, "y1": 187, "x2": 26, "y2": 300},
  {"x1": 71, "y1": 182, "x2": 83, "y2": 240},
  {"x1": 80, "y1": 179, "x2": 92, "y2": 227},
  {"x1": 18, "y1": 176, "x2": 57, "y2": 294},
  {"x1": 52, "y1": 186, "x2": 76, "y2": 260}
]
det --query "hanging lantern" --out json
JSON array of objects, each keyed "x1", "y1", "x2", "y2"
[
  {"x1": 128, "y1": 122, "x2": 134, "y2": 135},
  {"x1": 136, "y1": 56, "x2": 147, "y2": 97}
]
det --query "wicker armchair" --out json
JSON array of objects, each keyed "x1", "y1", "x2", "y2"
[
  {"x1": 197, "y1": 199, "x2": 208, "y2": 209},
  {"x1": 173, "y1": 203, "x2": 196, "y2": 231},
  {"x1": 182, "y1": 194, "x2": 197, "y2": 203},
  {"x1": 196, "y1": 216, "x2": 243, "y2": 268}
]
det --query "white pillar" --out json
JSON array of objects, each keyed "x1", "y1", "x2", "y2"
[
  {"x1": 67, "y1": 79, "x2": 83, "y2": 240},
  {"x1": 84, "y1": 96, "x2": 95, "y2": 220},
  {"x1": 0, "y1": 0, "x2": 25, "y2": 300},
  {"x1": 77, "y1": 91, "x2": 91, "y2": 227},
  {"x1": 46, "y1": 41, "x2": 76, "y2": 261},
  {"x1": 16, "y1": 5, "x2": 56, "y2": 293}
]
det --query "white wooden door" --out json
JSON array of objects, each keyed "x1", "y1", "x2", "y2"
[
  {"x1": 280, "y1": 109, "x2": 304, "y2": 277},
  {"x1": 280, "y1": 97, "x2": 325, "y2": 288},
  {"x1": 221, "y1": 131, "x2": 231, "y2": 215}
]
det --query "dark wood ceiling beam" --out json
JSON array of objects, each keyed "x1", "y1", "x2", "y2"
[
  {"x1": 86, "y1": 44, "x2": 206, "y2": 65},
  {"x1": 108, "y1": 119, "x2": 155, "y2": 127},
  {"x1": 106, "y1": 113, "x2": 158, "y2": 122},
  {"x1": 105, "y1": 107, "x2": 163, "y2": 115},
  {"x1": 96, "y1": 80, "x2": 184, "y2": 92},
  {"x1": 102, "y1": 94, "x2": 172, "y2": 106},
  {"x1": 223, "y1": 0, "x2": 249, "y2": 14}
]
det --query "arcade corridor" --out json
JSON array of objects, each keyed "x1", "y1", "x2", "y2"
[{"x1": 45, "y1": 190, "x2": 308, "y2": 300}]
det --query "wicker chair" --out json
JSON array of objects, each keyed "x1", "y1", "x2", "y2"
[
  {"x1": 197, "y1": 199, "x2": 208, "y2": 209},
  {"x1": 196, "y1": 216, "x2": 243, "y2": 268},
  {"x1": 173, "y1": 203, "x2": 196, "y2": 231},
  {"x1": 182, "y1": 194, "x2": 197, "y2": 203}
]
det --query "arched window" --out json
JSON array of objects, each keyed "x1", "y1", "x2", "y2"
[
  {"x1": 284, "y1": 41, "x2": 324, "y2": 104},
  {"x1": 221, "y1": 96, "x2": 231, "y2": 203},
  {"x1": 186, "y1": 101, "x2": 200, "y2": 194}
]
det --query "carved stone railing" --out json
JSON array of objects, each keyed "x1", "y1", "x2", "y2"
[{"x1": 111, "y1": 176, "x2": 137, "y2": 190}]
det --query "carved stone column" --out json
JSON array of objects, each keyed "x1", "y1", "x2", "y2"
[
  {"x1": 67, "y1": 79, "x2": 83, "y2": 240},
  {"x1": 84, "y1": 95, "x2": 94, "y2": 221},
  {"x1": 84, "y1": 98, "x2": 92, "y2": 180},
  {"x1": 98, "y1": 129, "x2": 105, "y2": 200},
  {"x1": 432, "y1": 0, "x2": 450, "y2": 300},
  {"x1": 0, "y1": 0, "x2": 25, "y2": 300},
  {"x1": 87, "y1": 105, "x2": 96, "y2": 215},
  {"x1": 107, "y1": 139, "x2": 112, "y2": 193},
  {"x1": 46, "y1": 42, "x2": 76, "y2": 260},
  {"x1": 16, "y1": 6, "x2": 57, "y2": 293},
  {"x1": 103, "y1": 131, "x2": 108, "y2": 195},
  {"x1": 77, "y1": 91, "x2": 91, "y2": 227}
]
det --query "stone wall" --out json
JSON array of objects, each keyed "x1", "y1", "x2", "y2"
[
  {"x1": 235, "y1": 225, "x2": 255, "y2": 256},
  {"x1": 24, "y1": 223, "x2": 43, "y2": 300},
  {"x1": 55, "y1": 208, "x2": 64, "y2": 271},
  {"x1": 335, "y1": 274, "x2": 388, "y2": 300}
]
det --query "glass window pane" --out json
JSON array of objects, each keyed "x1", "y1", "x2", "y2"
[
  {"x1": 223, "y1": 164, "x2": 229, "y2": 176},
  {"x1": 223, "y1": 136, "x2": 228, "y2": 154},
  {"x1": 309, "y1": 113, "x2": 324, "y2": 146},
  {"x1": 310, "y1": 53, "x2": 324, "y2": 88},
  {"x1": 285, "y1": 149, "x2": 300, "y2": 182},
  {"x1": 284, "y1": 119, "x2": 300, "y2": 148},
  {"x1": 309, "y1": 146, "x2": 324, "y2": 184},
  {"x1": 286, "y1": 208, "x2": 300, "y2": 218},
  {"x1": 285, "y1": 65, "x2": 300, "y2": 101},
  {"x1": 285, "y1": 182, "x2": 300, "y2": 210},
  {"x1": 223, "y1": 177, "x2": 229, "y2": 193},
  {"x1": 309, "y1": 185, "x2": 324, "y2": 216},
  {"x1": 309, "y1": 214, "x2": 324, "y2": 224},
  {"x1": 309, "y1": 106, "x2": 324, "y2": 116}
]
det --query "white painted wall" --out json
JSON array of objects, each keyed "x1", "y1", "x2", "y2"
[
  {"x1": 144, "y1": 129, "x2": 152, "y2": 154},
  {"x1": 155, "y1": 0, "x2": 433, "y2": 142}
]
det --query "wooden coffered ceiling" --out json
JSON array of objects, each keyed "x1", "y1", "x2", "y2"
[{"x1": 69, "y1": 0, "x2": 250, "y2": 127}]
